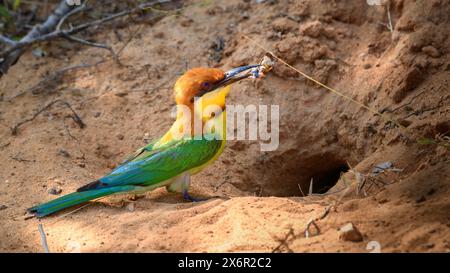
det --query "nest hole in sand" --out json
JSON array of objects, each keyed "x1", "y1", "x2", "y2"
[{"x1": 253, "y1": 152, "x2": 350, "y2": 197}]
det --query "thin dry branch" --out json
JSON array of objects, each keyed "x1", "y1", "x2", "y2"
[
  {"x1": 38, "y1": 224, "x2": 50, "y2": 253},
  {"x1": 271, "y1": 227, "x2": 295, "y2": 253},
  {"x1": 386, "y1": 2, "x2": 394, "y2": 34},
  {"x1": 0, "y1": 35, "x2": 16, "y2": 46},
  {"x1": 308, "y1": 178, "x2": 313, "y2": 195},
  {"x1": 11, "y1": 99, "x2": 85, "y2": 135},
  {"x1": 56, "y1": 0, "x2": 89, "y2": 31},
  {"x1": 6, "y1": 61, "x2": 105, "y2": 101},
  {"x1": 401, "y1": 95, "x2": 450, "y2": 119},
  {"x1": 382, "y1": 89, "x2": 427, "y2": 114},
  {"x1": 297, "y1": 184, "x2": 306, "y2": 196},
  {"x1": 0, "y1": 0, "x2": 172, "y2": 76},
  {"x1": 271, "y1": 205, "x2": 331, "y2": 252},
  {"x1": 376, "y1": 1, "x2": 394, "y2": 36},
  {"x1": 304, "y1": 206, "x2": 330, "y2": 238},
  {"x1": 61, "y1": 33, "x2": 119, "y2": 63},
  {"x1": 0, "y1": 1, "x2": 73, "y2": 76}
]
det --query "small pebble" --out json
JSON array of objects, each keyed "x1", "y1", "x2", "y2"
[
  {"x1": 126, "y1": 203, "x2": 135, "y2": 212},
  {"x1": 339, "y1": 223, "x2": 363, "y2": 242},
  {"x1": 422, "y1": 242, "x2": 435, "y2": 249},
  {"x1": 32, "y1": 48, "x2": 46, "y2": 58},
  {"x1": 221, "y1": 159, "x2": 231, "y2": 165},
  {"x1": 416, "y1": 195, "x2": 426, "y2": 203},
  {"x1": 154, "y1": 32, "x2": 165, "y2": 39},
  {"x1": 58, "y1": 149, "x2": 70, "y2": 158},
  {"x1": 116, "y1": 134, "x2": 124, "y2": 140},
  {"x1": 180, "y1": 19, "x2": 193, "y2": 27},
  {"x1": 48, "y1": 187, "x2": 62, "y2": 195},
  {"x1": 422, "y1": 46, "x2": 440, "y2": 58},
  {"x1": 372, "y1": 161, "x2": 394, "y2": 174}
]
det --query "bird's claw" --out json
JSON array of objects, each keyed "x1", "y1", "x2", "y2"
[{"x1": 183, "y1": 191, "x2": 209, "y2": 202}]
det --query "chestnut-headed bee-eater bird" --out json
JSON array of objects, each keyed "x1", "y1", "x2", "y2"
[{"x1": 28, "y1": 64, "x2": 264, "y2": 217}]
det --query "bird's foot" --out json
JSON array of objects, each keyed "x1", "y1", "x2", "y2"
[{"x1": 183, "y1": 191, "x2": 210, "y2": 202}]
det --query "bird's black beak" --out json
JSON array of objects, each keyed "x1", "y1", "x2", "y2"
[{"x1": 199, "y1": 64, "x2": 262, "y2": 96}]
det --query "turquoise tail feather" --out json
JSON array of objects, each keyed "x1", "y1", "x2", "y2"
[{"x1": 28, "y1": 185, "x2": 136, "y2": 218}]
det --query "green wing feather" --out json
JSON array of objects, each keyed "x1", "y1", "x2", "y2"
[
  {"x1": 29, "y1": 136, "x2": 223, "y2": 217},
  {"x1": 119, "y1": 138, "x2": 162, "y2": 164},
  {"x1": 97, "y1": 136, "x2": 222, "y2": 188}
]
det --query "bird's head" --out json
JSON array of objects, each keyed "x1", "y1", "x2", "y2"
[
  {"x1": 173, "y1": 65, "x2": 261, "y2": 107},
  {"x1": 163, "y1": 65, "x2": 263, "y2": 141}
]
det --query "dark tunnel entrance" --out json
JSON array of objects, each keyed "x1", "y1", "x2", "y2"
[
  {"x1": 308, "y1": 163, "x2": 350, "y2": 194},
  {"x1": 254, "y1": 151, "x2": 350, "y2": 197}
]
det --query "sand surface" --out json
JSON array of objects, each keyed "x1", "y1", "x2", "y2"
[{"x1": 0, "y1": 0, "x2": 449, "y2": 252}]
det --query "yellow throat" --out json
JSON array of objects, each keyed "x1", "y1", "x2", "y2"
[{"x1": 158, "y1": 85, "x2": 231, "y2": 145}]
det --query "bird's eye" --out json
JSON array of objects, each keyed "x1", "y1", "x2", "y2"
[
  {"x1": 201, "y1": 82, "x2": 211, "y2": 89},
  {"x1": 190, "y1": 97, "x2": 195, "y2": 103}
]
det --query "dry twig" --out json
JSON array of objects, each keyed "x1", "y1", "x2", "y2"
[
  {"x1": 0, "y1": 0, "x2": 173, "y2": 76},
  {"x1": 0, "y1": 1, "x2": 73, "y2": 76},
  {"x1": 11, "y1": 99, "x2": 85, "y2": 135},
  {"x1": 38, "y1": 224, "x2": 50, "y2": 253},
  {"x1": 304, "y1": 206, "x2": 330, "y2": 238},
  {"x1": 6, "y1": 61, "x2": 105, "y2": 101}
]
